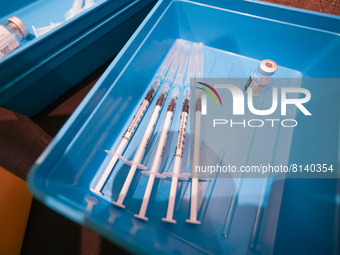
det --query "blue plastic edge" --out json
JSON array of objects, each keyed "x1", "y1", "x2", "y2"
[{"x1": 27, "y1": 0, "x2": 340, "y2": 253}]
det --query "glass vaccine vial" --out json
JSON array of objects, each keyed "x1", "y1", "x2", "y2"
[
  {"x1": 245, "y1": 59, "x2": 278, "y2": 97},
  {"x1": 0, "y1": 16, "x2": 28, "y2": 59}
]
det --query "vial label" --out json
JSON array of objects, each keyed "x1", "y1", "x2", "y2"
[{"x1": 0, "y1": 26, "x2": 19, "y2": 59}]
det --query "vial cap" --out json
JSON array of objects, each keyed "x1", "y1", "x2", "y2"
[
  {"x1": 258, "y1": 59, "x2": 277, "y2": 76},
  {"x1": 8, "y1": 16, "x2": 28, "y2": 38}
]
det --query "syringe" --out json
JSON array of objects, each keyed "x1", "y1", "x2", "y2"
[
  {"x1": 162, "y1": 87, "x2": 190, "y2": 223},
  {"x1": 90, "y1": 41, "x2": 182, "y2": 196},
  {"x1": 111, "y1": 41, "x2": 187, "y2": 207},
  {"x1": 112, "y1": 84, "x2": 170, "y2": 208},
  {"x1": 186, "y1": 42, "x2": 204, "y2": 225},
  {"x1": 134, "y1": 88, "x2": 180, "y2": 221}
]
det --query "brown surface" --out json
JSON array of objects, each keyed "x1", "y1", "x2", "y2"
[
  {"x1": 264, "y1": 0, "x2": 340, "y2": 15},
  {"x1": 0, "y1": 1, "x2": 338, "y2": 255},
  {"x1": 0, "y1": 167, "x2": 32, "y2": 255}
]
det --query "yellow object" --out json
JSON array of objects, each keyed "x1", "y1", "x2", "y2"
[{"x1": 0, "y1": 166, "x2": 32, "y2": 255}]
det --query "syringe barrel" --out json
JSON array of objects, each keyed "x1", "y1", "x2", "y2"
[{"x1": 161, "y1": 82, "x2": 170, "y2": 94}]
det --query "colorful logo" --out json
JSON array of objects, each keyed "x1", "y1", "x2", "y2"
[{"x1": 197, "y1": 82, "x2": 222, "y2": 106}]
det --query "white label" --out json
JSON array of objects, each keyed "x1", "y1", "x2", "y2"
[{"x1": 0, "y1": 26, "x2": 19, "y2": 59}]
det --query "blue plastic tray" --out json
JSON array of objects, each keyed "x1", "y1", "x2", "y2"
[
  {"x1": 0, "y1": 0, "x2": 155, "y2": 116},
  {"x1": 28, "y1": 0, "x2": 340, "y2": 254}
]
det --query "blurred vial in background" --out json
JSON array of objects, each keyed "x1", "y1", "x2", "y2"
[
  {"x1": 0, "y1": 16, "x2": 28, "y2": 59},
  {"x1": 245, "y1": 59, "x2": 278, "y2": 96}
]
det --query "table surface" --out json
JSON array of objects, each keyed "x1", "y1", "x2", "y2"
[{"x1": 0, "y1": 1, "x2": 339, "y2": 254}]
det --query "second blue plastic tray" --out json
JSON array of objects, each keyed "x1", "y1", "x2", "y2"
[{"x1": 0, "y1": 0, "x2": 155, "y2": 116}]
